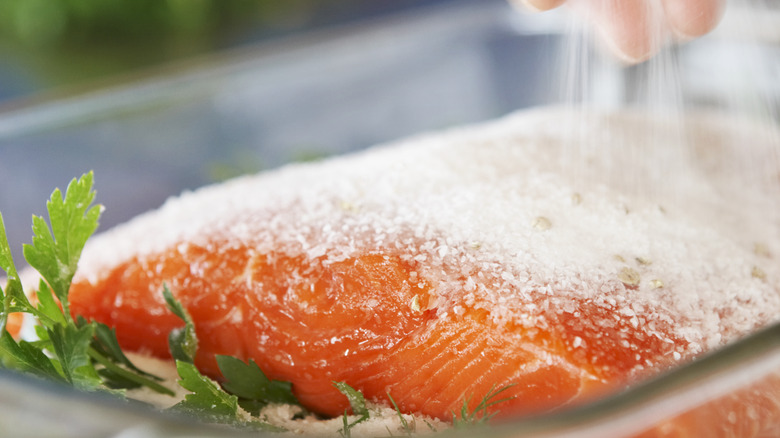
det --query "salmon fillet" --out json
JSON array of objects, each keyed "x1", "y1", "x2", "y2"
[{"x1": 68, "y1": 109, "x2": 780, "y2": 430}]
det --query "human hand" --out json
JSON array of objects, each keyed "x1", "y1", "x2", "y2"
[{"x1": 515, "y1": 0, "x2": 725, "y2": 63}]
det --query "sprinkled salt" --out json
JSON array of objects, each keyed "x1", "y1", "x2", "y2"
[
  {"x1": 618, "y1": 268, "x2": 641, "y2": 288},
  {"x1": 752, "y1": 266, "x2": 767, "y2": 281},
  {"x1": 73, "y1": 107, "x2": 780, "y2": 396},
  {"x1": 635, "y1": 257, "x2": 652, "y2": 266},
  {"x1": 532, "y1": 216, "x2": 552, "y2": 231},
  {"x1": 754, "y1": 243, "x2": 771, "y2": 258}
]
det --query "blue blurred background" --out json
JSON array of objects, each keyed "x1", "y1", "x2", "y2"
[
  {"x1": 0, "y1": 0, "x2": 462, "y2": 104},
  {"x1": 1, "y1": 0, "x2": 775, "y2": 265},
  {"x1": 0, "y1": 0, "x2": 571, "y2": 261}
]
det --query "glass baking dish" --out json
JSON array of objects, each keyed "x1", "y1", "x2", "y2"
[{"x1": 0, "y1": 0, "x2": 778, "y2": 436}]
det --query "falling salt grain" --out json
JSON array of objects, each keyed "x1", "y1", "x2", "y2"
[
  {"x1": 650, "y1": 279, "x2": 664, "y2": 289},
  {"x1": 618, "y1": 268, "x2": 641, "y2": 288},
  {"x1": 752, "y1": 266, "x2": 767, "y2": 281},
  {"x1": 532, "y1": 216, "x2": 552, "y2": 231},
  {"x1": 339, "y1": 200, "x2": 358, "y2": 212},
  {"x1": 754, "y1": 243, "x2": 771, "y2": 258},
  {"x1": 635, "y1": 257, "x2": 652, "y2": 266}
]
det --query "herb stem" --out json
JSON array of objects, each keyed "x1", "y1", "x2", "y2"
[
  {"x1": 387, "y1": 393, "x2": 413, "y2": 436},
  {"x1": 88, "y1": 348, "x2": 175, "y2": 396}
]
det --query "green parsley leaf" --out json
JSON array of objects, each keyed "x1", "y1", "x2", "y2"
[
  {"x1": 216, "y1": 355, "x2": 300, "y2": 415},
  {"x1": 0, "y1": 172, "x2": 174, "y2": 398},
  {"x1": 334, "y1": 381, "x2": 370, "y2": 436},
  {"x1": 0, "y1": 212, "x2": 17, "y2": 279},
  {"x1": 170, "y1": 365, "x2": 285, "y2": 433},
  {"x1": 48, "y1": 322, "x2": 102, "y2": 390},
  {"x1": 89, "y1": 320, "x2": 160, "y2": 380},
  {"x1": 35, "y1": 279, "x2": 67, "y2": 326},
  {"x1": 452, "y1": 384, "x2": 515, "y2": 428},
  {"x1": 87, "y1": 346, "x2": 174, "y2": 395},
  {"x1": 96, "y1": 368, "x2": 142, "y2": 390},
  {"x1": 387, "y1": 392, "x2": 414, "y2": 436},
  {"x1": 171, "y1": 360, "x2": 239, "y2": 422},
  {"x1": 22, "y1": 172, "x2": 101, "y2": 322},
  {"x1": 171, "y1": 360, "x2": 287, "y2": 430},
  {"x1": 341, "y1": 411, "x2": 353, "y2": 438},
  {"x1": 0, "y1": 212, "x2": 38, "y2": 328},
  {"x1": 334, "y1": 381, "x2": 370, "y2": 418},
  {"x1": 163, "y1": 285, "x2": 197, "y2": 364},
  {"x1": 163, "y1": 289, "x2": 296, "y2": 430},
  {"x1": 0, "y1": 331, "x2": 63, "y2": 382}
]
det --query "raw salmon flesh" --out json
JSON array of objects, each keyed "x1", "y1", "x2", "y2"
[{"x1": 68, "y1": 109, "x2": 780, "y2": 435}]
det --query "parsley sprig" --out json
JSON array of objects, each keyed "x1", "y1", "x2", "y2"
[
  {"x1": 335, "y1": 381, "x2": 371, "y2": 437},
  {"x1": 0, "y1": 172, "x2": 310, "y2": 430},
  {"x1": 0, "y1": 171, "x2": 516, "y2": 434},
  {"x1": 0, "y1": 172, "x2": 172, "y2": 395},
  {"x1": 162, "y1": 285, "x2": 298, "y2": 431}
]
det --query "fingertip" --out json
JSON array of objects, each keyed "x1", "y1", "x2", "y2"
[
  {"x1": 609, "y1": 42, "x2": 657, "y2": 65},
  {"x1": 515, "y1": 0, "x2": 567, "y2": 12},
  {"x1": 590, "y1": 2, "x2": 660, "y2": 64},
  {"x1": 663, "y1": 0, "x2": 725, "y2": 38},
  {"x1": 596, "y1": 28, "x2": 657, "y2": 64}
]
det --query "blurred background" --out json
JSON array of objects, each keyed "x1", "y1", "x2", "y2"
[
  {"x1": 0, "y1": 0, "x2": 461, "y2": 104},
  {"x1": 0, "y1": 0, "x2": 777, "y2": 262},
  {"x1": 0, "y1": 0, "x2": 571, "y2": 260}
]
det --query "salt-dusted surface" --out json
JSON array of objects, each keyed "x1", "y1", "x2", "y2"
[
  {"x1": 77, "y1": 106, "x2": 780, "y2": 369},
  {"x1": 258, "y1": 401, "x2": 448, "y2": 437},
  {"x1": 125, "y1": 353, "x2": 448, "y2": 436}
]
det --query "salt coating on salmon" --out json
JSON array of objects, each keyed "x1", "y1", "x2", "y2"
[{"x1": 69, "y1": 108, "x2": 780, "y2": 431}]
